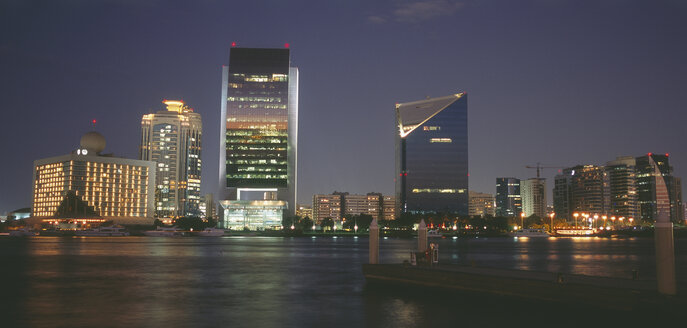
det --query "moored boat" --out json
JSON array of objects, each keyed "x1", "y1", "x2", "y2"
[
  {"x1": 192, "y1": 228, "x2": 225, "y2": 237},
  {"x1": 75, "y1": 226, "x2": 129, "y2": 236},
  {"x1": 143, "y1": 226, "x2": 185, "y2": 237},
  {"x1": 9, "y1": 228, "x2": 38, "y2": 236},
  {"x1": 554, "y1": 228, "x2": 597, "y2": 237},
  {"x1": 510, "y1": 228, "x2": 550, "y2": 238}
]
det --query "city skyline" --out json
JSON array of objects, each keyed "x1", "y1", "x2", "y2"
[{"x1": 2, "y1": 1, "x2": 687, "y2": 214}]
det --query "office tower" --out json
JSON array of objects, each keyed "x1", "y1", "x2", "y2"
[
  {"x1": 295, "y1": 205, "x2": 312, "y2": 219},
  {"x1": 635, "y1": 153, "x2": 683, "y2": 223},
  {"x1": 468, "y1": 191, "x2": 496, "y2": 217},
  {"x1": 395, "y1": 93, "x2": 468, "y2": 215},
  {"x1": 312, "y1": 193, "x2": 343, "y2": 222},
  {"x1": 553, "y1": 173, "x2": 573, "y2": 221},
  {"x1": 605, "y1": 156, "x2": 638, "y2": 219},
  {"x1": 553, "y1": 165, "x2": 608, "y2": 221},
  {"x1": 140, "y1": 100, "x2": 202, "y2": 218},
  {"x1": 312, "y1": 192, "x2": 396, "y2": 222},
  {"x1": 32, "y1": 131, "x2": 155, "y2": 224},
  {"x1": 521, "y1": 178, "x2": 546, "y2": 218},
  {"x1": 495, "y1": 177, "x2": 522, "y2": 217},
  {"x1": 219, "y1": 46, "x2": 298, "y2": 229}
]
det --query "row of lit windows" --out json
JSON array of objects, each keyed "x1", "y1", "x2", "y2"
[
  {"x1": 228, "y1": 174, "x2": 288, "y2": 179},
  {"x1": 228, "y1": 146, "x2": 287, "y2": 151},
  {"x1": 411, "y1": 188, "x2": 467, "y2": 194},
  {"x1": 227, "y1": 96, "x2": 283, "y2": 103}
]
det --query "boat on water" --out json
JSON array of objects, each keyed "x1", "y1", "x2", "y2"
[
  {"x1": 554, "y1": 228, "x2": 597, "y2": 237},
  {"x1": 143, "y1": 226, "x2": 185, "y2": 237},
  {"x1": 427, "y1": 230, "x2": 443, "y2": 238},
  {"x1": 192, "y1": 228, "x2": 225, "y2": 237},
  {"x1": 75, "y1": 226, "x2": 129, "y2": 237},
  {"x1": 510, "y1": 228, "x2": 550, "y2": 238},
  {"x1": 9, "y1": 228, "x2": 38, "y2": 236}
]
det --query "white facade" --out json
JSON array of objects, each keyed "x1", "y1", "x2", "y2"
[{"x1": 521, "y1": 178, "x2": 547, "y2": 218}]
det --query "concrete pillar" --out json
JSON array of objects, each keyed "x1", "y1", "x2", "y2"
[
  {"x1": 369, "y1": 218, "x2": 379, "y2": 264},
  {"x1": 418, "y1": 219, "x2": 427, "y2": 253},
  {"x1": 655, "y1": 221, "x2": 676, "y2": 295}
]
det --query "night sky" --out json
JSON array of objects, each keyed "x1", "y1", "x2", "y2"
[{"x1": 1, "y1": 0, "x2": 686, "y2": 214}]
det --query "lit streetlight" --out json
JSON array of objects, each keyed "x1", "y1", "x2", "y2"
[
  {"x1": 549, "y1": 212, "x2": 555, "y2": 233},
  {"x1": 573, "y1": 212, "x2": 579, "y2": 227},
  {"x1": 520, "y1": 212, "x2": 525, "y2": 229}
]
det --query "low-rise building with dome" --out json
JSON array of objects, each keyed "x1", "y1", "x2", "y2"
[{"x1": 31, "y1": 131, "x2": 156, "y2": 225}]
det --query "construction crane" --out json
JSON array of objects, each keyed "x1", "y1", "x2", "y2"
[{"x1": 525, "y1": 163, "x2": 564, "y2": 178}]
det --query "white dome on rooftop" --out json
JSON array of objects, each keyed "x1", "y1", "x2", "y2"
[{"x1": 80, "y1": 131, "x2": 106, "y2": 153}]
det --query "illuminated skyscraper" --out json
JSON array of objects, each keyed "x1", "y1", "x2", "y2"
[
  {"x1": 395, "y1": 93, "x2": 468, "y2": 215},
  {"x1": 219, "y1": 46, "x2": 298, "y2": 228},
  {"x1": 521, "y1": 178, "x2": 546, "y2": 218},
  {"x1": 140, "y1": 100, "x2": 202, "y2": 218},
  {"x1": 495, "y1": 177, "x2": 522, "y2": 217}
]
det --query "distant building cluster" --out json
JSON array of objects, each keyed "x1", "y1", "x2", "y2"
[
  {"x1": 312, "y1": 192, "x2": 395, "y2": 223},
  {"x1": 553, "y1": 154, "x2": 683, "y2": 224}
]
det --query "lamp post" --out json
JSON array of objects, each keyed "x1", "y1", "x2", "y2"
[
  {"x1": 602, "y1": 215, "x2": 607, "y2": 229},
  {"x1": 593, "y1": 214, "x2": 599, "y2": 229},
  {"x1": 610, "y1": 216, "x2": 616, "y2": 229},
  {"x1": 520, "y1": 212, "x2": 525, "y2": 229},
  {"x1": 549, "y1": 212, "x2": 555, "y2": 233},
  {"x1": 573, "y1": 212, "x2": 579, "y2": 227},
  {"x1": 629, "y1": 217, "x2": 634, "y2": 227}
]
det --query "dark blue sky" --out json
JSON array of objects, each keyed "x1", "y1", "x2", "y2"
[{"x1": 1, "y1": 0, "x2": 686, "y2": 214}]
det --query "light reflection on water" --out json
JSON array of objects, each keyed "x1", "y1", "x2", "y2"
[{"x1": 0, "y1": 236, "x2": 685, "y2": 327}]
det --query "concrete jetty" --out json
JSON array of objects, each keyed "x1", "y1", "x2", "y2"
[{"x1": 362, "y1": 263, "x2": 686, "y2": 311}]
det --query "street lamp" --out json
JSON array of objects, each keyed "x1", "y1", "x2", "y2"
[
  {"x1": 593, "y1": 214, "x2": 599, "y2": 229},
  {"x1": 602, "y1": 215, "x2": 607, "y2": 229},
  {"x1": 610, "y1": 216, "x2": 616, "y2": 229},
  {"x1": 629, "y1": 217, "x2": 634, "y2": 226},
  {"x1": 549, "y1": 212, "x2": 555, "y2": 233},
  {"x1": 573, "y1": 213, "x2": 579, "y2": 227},
  {"x1": 520, "y1": 212, "x2": 525, "y2": 229}
]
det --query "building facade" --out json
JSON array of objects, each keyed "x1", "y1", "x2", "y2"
[
  {"x1": 495, "y1": 177, "x2": 521, "y2": 217},
  {"x1": 312, "y1": 192, "x2": 395, "y2": 222},
  {"x1": 218, "y1": 46, "x2": 298, "y2": 228},
  {"x1": 468, "y1": 191, "x2": 495, "y2": 217},
  {"x1": 605, "y1": 156, "x2": 639, "y2": 220},
  {"x1": 32, "y1": 132, "x2": 155, "y2": 224},
  {"x1": 395, "y1": 93, "x2": 468, "y2": 215},
  {"x1": 140, "y1": 100, "x2": 202, "y2": 218},
  {"x1": 521, "y1": 178, "x2": 546, "y2": 218},
  {"x1": 636, "y1": 153, "x2": 683, "y2": 223}
]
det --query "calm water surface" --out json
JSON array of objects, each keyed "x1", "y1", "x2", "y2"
[{"x1": 1, "y1": 236, "x2": 686, "y2": 327}]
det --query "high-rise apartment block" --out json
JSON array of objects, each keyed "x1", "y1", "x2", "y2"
[
  {"x1": 605, "y1": 156, "x2": 638, "y2": 220},
  {"x1": 521, "y1": 178, "x2": 546, "y2": 218},
  {"x1": 468, "y1": 191, "x2": 495, "y2": 217},
  {"x1": 33, "y1": 131, "x2": 155, "y2": 224},
  {"x1": 495, "y1": 177, "x2": 521, "y2": 217},
  {"x1": 218, "y1": 46, "x2": 298, "y2": 229},
  {"x1": 140, "y1": 100, "x2": 202, "y2": 218},
  {"x1": 312, "y1": 192, "x2": 395, "y2": 222},
  {"x1": 395, "y1": 93, "x2": 468, "y2": 215}
]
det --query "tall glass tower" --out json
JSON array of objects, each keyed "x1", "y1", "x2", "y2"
[
  {"x1": 140, "y1": 100, "x2": 202, "y2": 218},
  {"x1": 495, "y1": 177, "x2": 522, "y2": 217},
  {"x1": 219, "y1": 46, "x2": 298, "y2": 224},
  {"x1": 395, "y1": 93, "x2": 468, "y2": 215}
]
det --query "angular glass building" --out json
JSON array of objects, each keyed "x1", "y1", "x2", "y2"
[
  {"x1": 495, "y1": 177, "x2": 521, "y2": 217},
  {"x1": 219, "y1": 46, "x2": 298, "y2": 228},
  {"x1": 395, "y1": 93, "x2": 468, "y2": 215}
]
